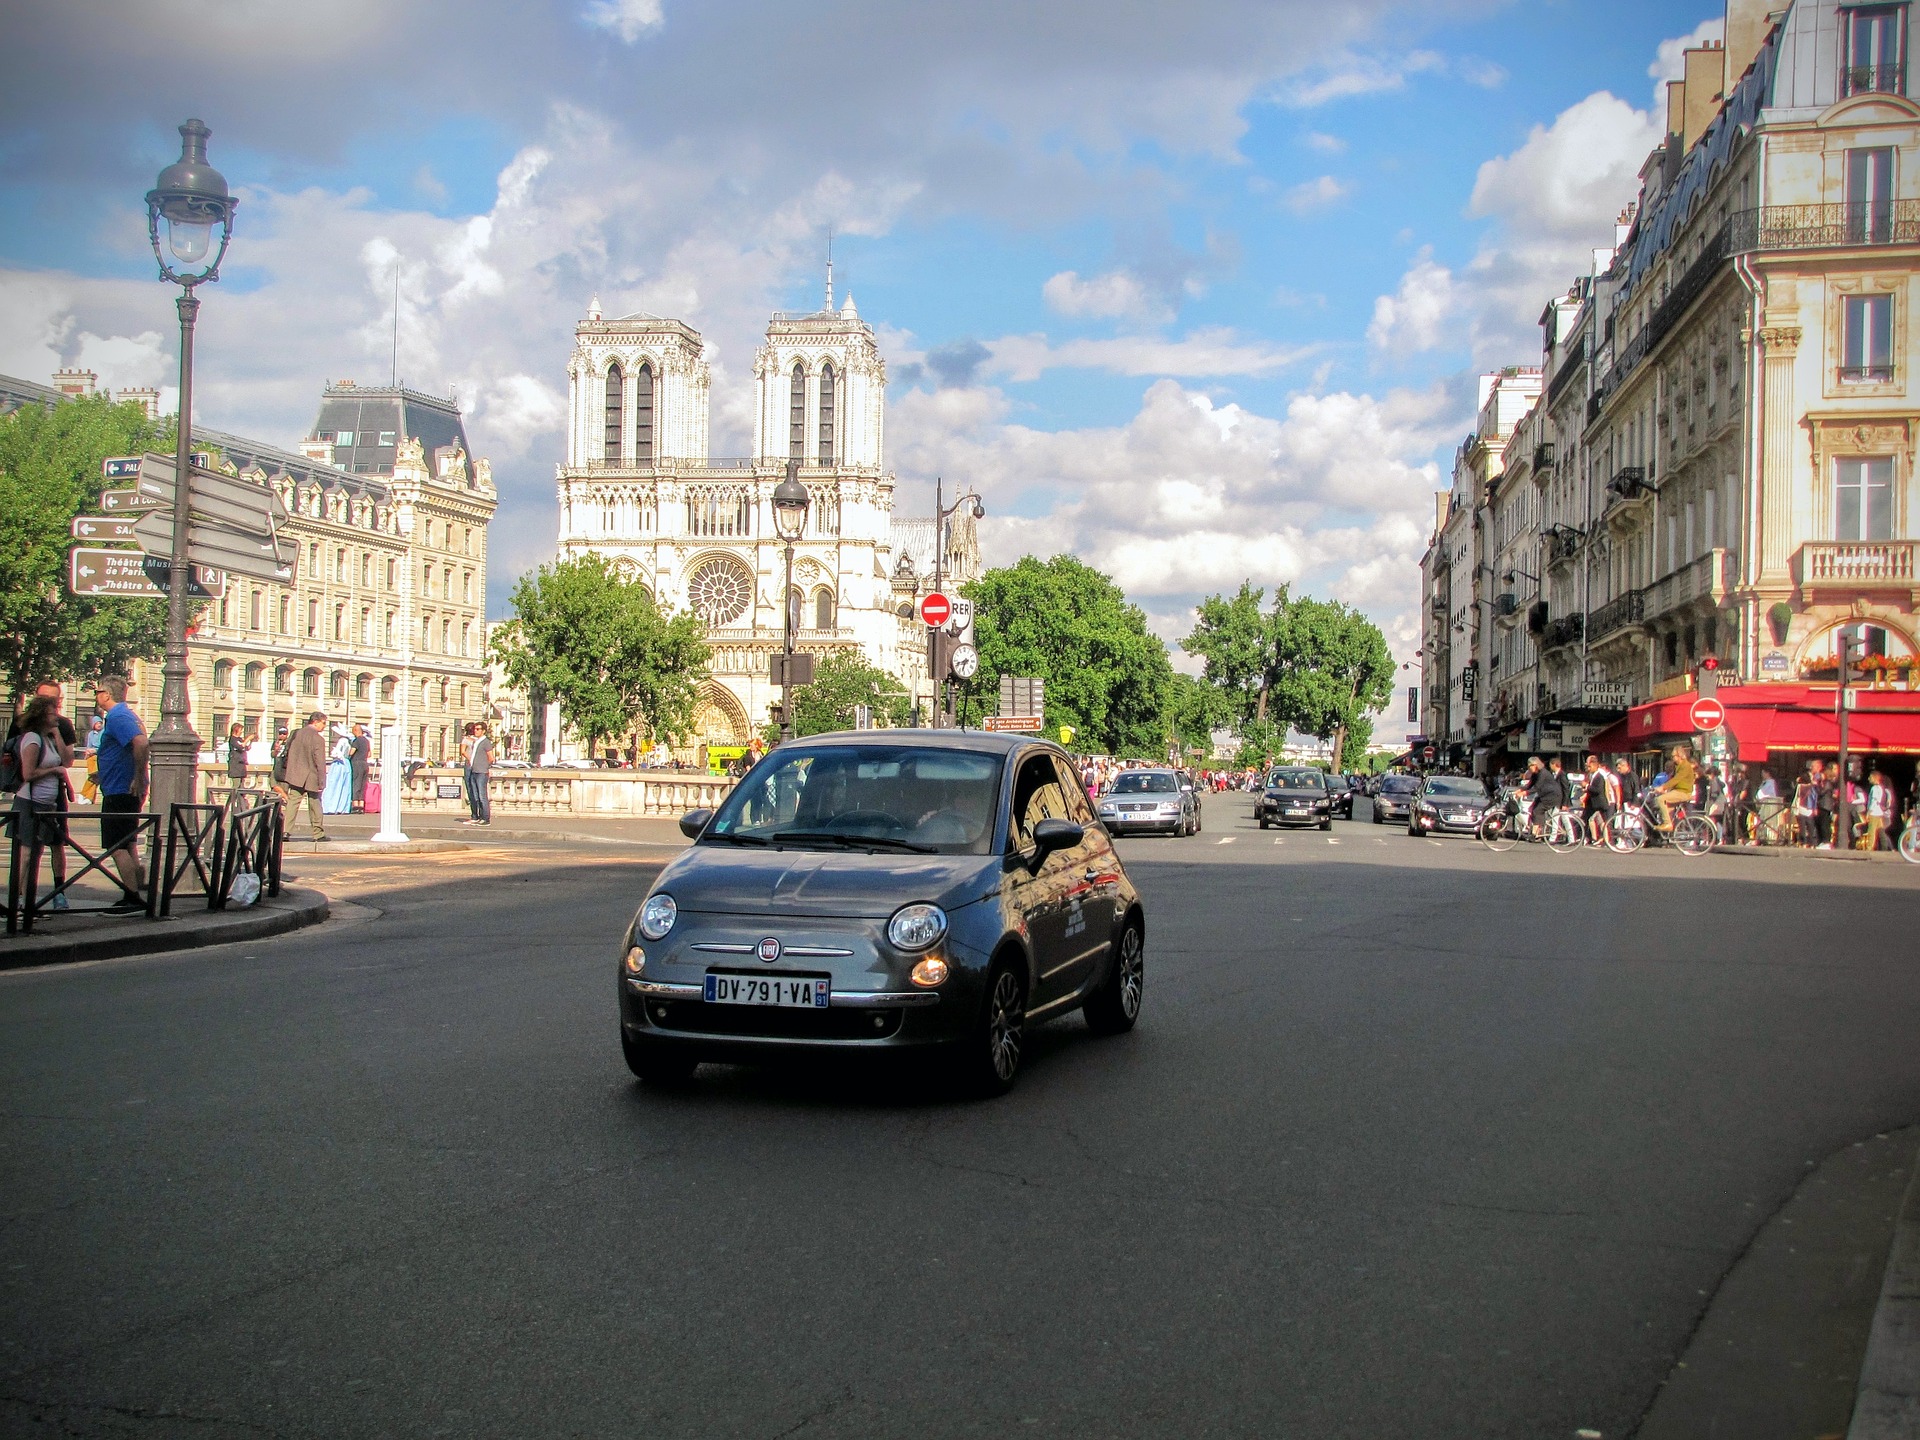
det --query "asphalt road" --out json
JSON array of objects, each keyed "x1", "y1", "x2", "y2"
[{"x1": 3, "y1": 794, "x2": 1919, "y2": 1439}]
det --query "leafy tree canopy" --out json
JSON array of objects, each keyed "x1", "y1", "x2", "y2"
[
  {"x1": 0, "y1": 395, "x2": 175, "y2": 707},
  {"x1": 765, "y1": 649, "x2": 914, "y2": 742},
  {"x1": 964, "y1": 555, "x2": 1174, "y2": 758},
  {"x1": 491, "y1": 554, "x2": 709, "y2": 753}
]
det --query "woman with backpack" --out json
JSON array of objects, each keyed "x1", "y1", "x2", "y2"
[{"x1": 7, "y1": 694, "x2": 74, "y2": 911}]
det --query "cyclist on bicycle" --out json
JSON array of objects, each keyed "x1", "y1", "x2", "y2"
[
  {"x1": 1652, "y1": 744, "x2": 1696, "y2": 832},
  {"x1": 1516, "y1": 756, "x2": 1548, "y2": 837},
  {"x1": 1581, "y1": 754, "x2": 1616, "y2": 845}
]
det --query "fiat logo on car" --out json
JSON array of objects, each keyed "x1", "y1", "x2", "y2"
[{"x1": 757, "y1": 937, "x2": 782, "y2": 963}]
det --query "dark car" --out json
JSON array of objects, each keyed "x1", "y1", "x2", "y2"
[
  {"x1": 1409, "y1": 775, "x2": 1490, "y2": 836},
  {"x1": 1371, "y1": 773, "x2": 1421, "y2": 824},
  {"x1": 1256, "y1": 767, "x2": 1334, "y2": 830},
  {"x1": 1097, "y1": 767, "x2": 1201, "y2": 836},
  {"x1": 618, "y1": 732, "x2": 1146, "y2": 1096},
  {"x1": 1324, "y1": 773, "x2": 1355, "y2": 819}
]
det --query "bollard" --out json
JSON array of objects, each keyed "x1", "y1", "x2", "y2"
[{"x1": 371, "y1": 723, "x2": 410, "y2": 845}]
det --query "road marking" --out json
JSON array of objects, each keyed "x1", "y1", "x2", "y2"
[
  {"x1": 1326, "y1": 837, "x2": 1341, "y2": 845},
  {"x1": 1427, "y1": 839, "x2": 1445, "y2": 849},
  {"x1": 1273, "y1": 837, "x2": 1284, "y2": 845},
  {"x1": 1216, "y1": 836, "x2": 1235, "y2": 845}
]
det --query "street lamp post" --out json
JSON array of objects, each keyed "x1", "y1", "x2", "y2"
[
  {"x1": 144, "y1": 119, "x2": 236, "y2": 820},
  {"x1": 771, "y1": 461, "x2": 811, "y2": 741}
]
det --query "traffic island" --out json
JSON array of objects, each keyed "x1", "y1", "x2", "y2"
[{"x1": 0, "y1": 885, "x2": 328, "y2": 971}]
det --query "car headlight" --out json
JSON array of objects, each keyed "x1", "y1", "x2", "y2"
[
  {"x1": 623, "y1": 945, "x2": 646, "y2": 976},
  {"x1": 888, "y1": 903, "x2": 948, "y2": 951},
  {"x1": 637, "y1": 893, "x2": 677, "y2": 941}
]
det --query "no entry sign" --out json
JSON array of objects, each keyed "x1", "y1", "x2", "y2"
[
  {"x1": 920, "y1": 592, "x2": 952, "y2": 627},
  {"x1": 1688, "y1": 696, "x2": 1726, "y2": 731}
]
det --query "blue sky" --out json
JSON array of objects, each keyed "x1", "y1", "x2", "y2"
[{"x1": 0, "y1": 0, "x2": 1722, "y2": 734}]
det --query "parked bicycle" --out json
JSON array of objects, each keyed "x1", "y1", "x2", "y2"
[
  {"x1": 1479, "y1": 791, "x2": 1584, "y2": 855},
  {"x1": 1608, "y1": 799, "x2": 1719, "y2": 857},
  {"x1": 1901, "y1": 801, "x2": 1920, "y2": 864}
]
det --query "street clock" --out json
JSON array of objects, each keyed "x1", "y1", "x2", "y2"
[{"x1": 949, "y1": 643, "x2": 980, "y2": 680}]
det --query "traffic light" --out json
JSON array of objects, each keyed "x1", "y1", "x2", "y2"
[{"x1": 1839, "y1": 633, "x2": 1872, "y2": 686}]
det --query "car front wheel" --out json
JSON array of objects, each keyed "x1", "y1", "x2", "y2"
[
  {"x1": 1084, "y1": 919, "x2": 1143, "y2": 1036},
  {"x1": 957, "y1": 961, "x2": 1027, "y2": 1097}
]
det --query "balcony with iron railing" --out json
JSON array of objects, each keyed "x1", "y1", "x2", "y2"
[
  {"x1": 1531, "y1": 441, "x2": 1556, "y2": 473},
  {"x1": 1587, "y1": 589, "x2": 1646, "y2": 645},
  {"x1": 1797, "y1": 540, "x2": 1918, "y2": 594},
  {"x1": 1644, "y1": 548, "x2": 1735, "y2": 621},
  {"x1": 1545, "y1": 526, "x2": 1582, "y2": 569},
  {"x1": 1542, "y1": 614, "x2": 1584, "y2": 651},
  {"x1": 1843, "y1": 63, "x2": 1906, "y2": 97},
  {"x1": 1604, "y1": 465, "x2": 1655, "y2": 515},
  {"x1": 1730, "y1": 201, "x2": 1920, "y2": 252}
]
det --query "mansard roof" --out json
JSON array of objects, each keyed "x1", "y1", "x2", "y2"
[{"x1": 308, "y1": 382, "x2": 470, "y2": 479}]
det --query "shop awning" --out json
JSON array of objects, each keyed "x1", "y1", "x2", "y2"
[{"x1": 1587, "y1": 684, "x2": 1920, "y2": 757}]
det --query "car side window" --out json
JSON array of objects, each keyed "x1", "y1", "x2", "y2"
[
  {"x1": 1050, "y1": 755, "x2": 1096, "y2": 824},
  {"x1": 1009, "y1": 753, "x2": 1070, "y2": 852}
]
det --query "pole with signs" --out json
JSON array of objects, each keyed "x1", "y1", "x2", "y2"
[{"x1": 1837, "y1": 633, "x2": 1863, "y2": 849}]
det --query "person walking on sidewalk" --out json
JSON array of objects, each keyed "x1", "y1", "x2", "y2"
[
  {"x1": 7, "y1": 692, "x2": 74, "y2": 911},
  {"x1": 8, "y1": 682, "x2": 77, "y2": 907},
  {"x1": 91, "y1": 678, "x2": 149, "y2": 912},
  {"x1": 281, "y1": 712, "x2": 331, "y2": 842},
  {"x1": 462, "y1": 723, "x2": 493, "y2": 826},
  {"x1": 224, "y1": 722, "x2": 250, "y2": 810},
  {"x1": 348, "y1": 724, "x2": 371, "y2": 812}
]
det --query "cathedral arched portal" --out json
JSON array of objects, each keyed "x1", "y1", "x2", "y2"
[{"x1": 692, "y1": 681, "x2": 750, "y2": 747}]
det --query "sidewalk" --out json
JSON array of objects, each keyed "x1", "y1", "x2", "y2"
[
  {"x1": 1714, "y1": 843, "x2": 1914, "y2": 864},
  {"x1": 308, "y1": 811, "x2": 692, "y2": 849},
  {"x1": 0, "y1": 886, "x2": 328, "y2": 971}
]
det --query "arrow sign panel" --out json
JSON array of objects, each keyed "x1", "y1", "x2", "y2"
[
  {"x1": 132, "y1": 453, "x2": 287, "y2": 537},
  {"x1": 70, "y1": 548, "x2": 223, "y2": 599},
  {"x1": 100, "y1": 487, "x2": 168, "y2": 512},
  {"x1": 131, "y1": 509, "x2": 298, "y2": 584},
  {"x1": 71, "y1": 514, "x2": 141, "y2": 542},
  {"x1": 102, "y1": 456, "x2": 143, "y2": 480}
]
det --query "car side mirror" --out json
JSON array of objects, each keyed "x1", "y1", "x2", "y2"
[
  {"x1": 679, "y1": 808, "x2": 713, "y2": 840},
  {"x1": 1029, "y1": 817, "x2": 1084, "y2": 866},
  {"x1": 1181, "y1": 784, "x2": 1194, "y2": 793}
]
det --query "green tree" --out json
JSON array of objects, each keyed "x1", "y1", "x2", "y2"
[
  {"x1": 1233, "y1": 716, "x2": 1283, "y2": 770},
  {"x1": 1268, "y1": 594, "x2": 1394, "y2": 769},
  {"x1": 1182, "y1": 580, "x2": 1277, "y2": 725},
  {"x1": 491, "y1": 554, "x2": 709, "y2": 756},
  {"x1": 767, "y1": 649, "x2": 914, "y2": 741},
  {"x1": 0, "y1": 394, "x2": 174, "y2": 708},
  {"x1": 964, "y1": 555, "x2": 1175, "y2": 757},
  {"x1": 1164, "y1": 671, "x2": 1225, "y2": 762}
]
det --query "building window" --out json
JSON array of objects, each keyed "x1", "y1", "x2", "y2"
[
  {"x1": 307, "y1": 597, "x2": 319, "y2": 637},
  {"x1": 1842, "y1": 294, "x2": 1894, "y2": 382},
  {"x1": 278, "y1": 595, "x2": 290, "y2": 633},
  {"x1": 444, "y1": 566, "x2": 455, "y2": 600},
  {"x1": 361, "y1": 553, "x2": 371, "y2": 586},
  {"x1": 604, "y1": 363, "x2": 624, "y2": 462},
  {"x1": 441, "y1": 618, "x2": 452, "y2": 653},
  {"x1": 789, "y1": 363, "x2": 806, "y2": 458},
  {"x1": 360, "y1": 607, "x2": 372, "y2": 644},
  {"x1": 378, "y1": 431, "x2": 395, "y2": 445},
  {"x1": 635, "y1": 361, "x2": 654, "y2": 462},
  {"x1": 423, "y1": 617, "x2": 434, "y2": 650},
  {"x1": 814, "y1": 588, "x2": 834, "y2": 630},
  {"x1": 275, "y1": 665, "x2": 293, "y2": 695},
  {"x1": 463, "y1": 572, "x2": 473, "y2": 604},
  {"x1": 380, "y1": 676, "x2": 396, "y2": 702},
  {"x1": 329, "y1": 671, "x2": 346, "y2": 700},
  {"x1": 461, "y1": 621, "x2": 472, "y2": 655},
  {"x1": 1844, "y1": 6, "x2": 1905, "y2": 96},
  {"x1": 1836, "y1": 456, "x2": 1895, "y2": 540},
  {"x1": 243, "y1": 661, "x2": 264, "y2": 693},
  {"x1": 818, "y1": 361, "x2": 835, "y2": 465},
  {"x1": 355, "y1": 674, "x2": 370, "y2": 700},
  {"x1": 1848, "y1": 147, "x2": 1895, "y2": 242},
  {"x1": 213, "y1": 659, "x2": 234, "y2": 689},
  {"x1": 249, "y1": 590, "x2": 262, "y2": 630},
  {"x1": 385, "y1": 611, "x2": 395, "y2": 646},
  {"x1": 302, "y1": 667, "x2": 321, "y2": 696},
  {"x1": 334, "y1": 547, "x2": 347, "y2": 581},
  {"x1": 385, "y1": 557, "x2": 397, "y2": 588}
]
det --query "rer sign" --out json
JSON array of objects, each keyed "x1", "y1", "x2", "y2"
[{"x1": 920, "y1": 592, "x2": 952, "y2": 627}]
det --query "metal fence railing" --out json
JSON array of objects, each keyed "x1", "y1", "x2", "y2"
[
  {"x1": 221, "y1": 797, "x2": 284, "y2": 907},
  {"x1": 159, "y1": 804, "x2": 225, "y2": 918},
  {"x1": 6, "y1": 809, "x2": 160, "y2": 936}
]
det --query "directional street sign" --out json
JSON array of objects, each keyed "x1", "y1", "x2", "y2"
[
  {"x1": 943, "y1": 597, "x2": 976, "y2": 640},
  {"x1": 125, "y1": 453, "x2": 288, "y2": 534},
  {"x1": 920, "y1": 592, "x2": 952, "y2": 627},
  {"x1": 982, "y1": 715, "x2": 1044, "y2": 732},
  {"x1": 70, "y1": 514, "x2": 141, "y2": 542},
  {"x1": 69, "y1": 548, "x2": 223, "y2": 599},
  {"x1": 102, "y1": 455, "x2": 143, "y2": 480},
  {"x1": 100, "y1": 487, "x2": 167, "y2": 512},
  {"x1": 131, "y1": 508, "x2": 298, "y2": 584},
  {"x1": 1688, "y1": 696, "x2": 1726, "y2": 731}
]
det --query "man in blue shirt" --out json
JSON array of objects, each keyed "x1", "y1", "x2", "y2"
[{"x1": 91, "y1": 678, "x2": 148, "y2": 912}]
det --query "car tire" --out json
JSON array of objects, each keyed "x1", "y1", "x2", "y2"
[
  {"x1": 1258, "y1": 816, "x2": 1269, "y2": 830},
  {"x1": 622, "y1": 1029, "x2": 698, "y2": 1085},
  {"x1": 957, "y1": 959, "x2": 1027, "y2": 1097},
  {"x1": 1084, "y1": 918, "x2": 1144, "y2": 1036},
  {"x1": 1320, "y1": 818, "x2": 1332, "y2": 831}
]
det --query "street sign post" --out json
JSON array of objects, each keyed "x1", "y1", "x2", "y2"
[
  {"x1": 100, "y1": 487, "x2": 168, "y2": 512},
  {"x1": 69, "y1": 548, "x2": 222, "y2": 599},
  {"x1": 1688, "y1": 696, "x2": 1725, "y2": 731},
  {"x1": 982, "y1": 715, "x2": 1043, "y2": 732},
  {"x1": 943, "y1": 597, "x2": 975, "y2": 639},
  {"x1": 126, "y1": 452, "x2": 289, "y2": 533},
  {"x1": 919, "y1": 592, "x2": 952, "y2": 628},
  {"x1": 102, "y1": 455, "x2": 143, "y2": 480},
  {"x1": 131, "y1": 508, "x2": 297, "y2": 584},
  {"x1": 70, "y1": 514, "x2": 141, "y2": 542}
]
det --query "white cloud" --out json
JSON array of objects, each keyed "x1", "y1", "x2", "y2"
[
  {"x1": 1651, "y1": 17, "x2": 1725, "y2": 81},
  {"x1": 984, "y1": 327, "x2": 1311, "y2": 382},
  {"x1": 1283, "y1": 174, "x2": 1351, "y2": 214},
  {"x1": 1042, "y1": 269, "x2": 1169, "y2": 324},
  {"x1": 1456, "y1": 55, "x2": 1508, "y2": 90},
  {"x1": 582, "y1": 0, "x2": 663, "y2": 42},
  {"x1": 1303, "y1": 131, "x2": 1347, "y2": 154},
  {"x1": 1283, "y1": 49, "x2": 1445, "y2": 107},
  {"x1": 1469, "y1": 91, "x2": 1662, "y2": 240},
  {"x1": 1367, "y1": 250, "x2": 1453, "y2": 355}
]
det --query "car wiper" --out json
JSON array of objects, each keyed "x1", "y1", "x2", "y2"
[
  {"x1": 770, "y1": 829, "x2": 937, "y2": 854},
  {"x1": 704, "y1": 831, "x2": 771, "y2": 846}
]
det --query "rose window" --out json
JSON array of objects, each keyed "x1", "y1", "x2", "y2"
[{"x1": 687, "y1": 555, "x2": 754, "y2": 627}]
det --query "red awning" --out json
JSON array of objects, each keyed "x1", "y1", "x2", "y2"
[{"x1": 1587, "y1": 684, "x2": 1920, "y2": 757}]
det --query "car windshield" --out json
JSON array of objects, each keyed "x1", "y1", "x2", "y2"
[
  {"x1": 1269, "y1": 771, "x2": 1324, "y2": 790},
  {"x1": 1380, "y1": 776, "x2": 1420, "y2": 794},
  {"x1": 1423, "y1": 777, "x2": 1487, "y2": 798},
  {"x1": 1112, "y1": 772, "x2": 1178, "y2": 794},
  {"x1": 706, "y1": 745, "x2": 1004, "y2": 854}
]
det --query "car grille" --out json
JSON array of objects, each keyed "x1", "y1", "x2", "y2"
[{"x1": 646, "y1": 1000, "x2": 904, "y2": 1040}]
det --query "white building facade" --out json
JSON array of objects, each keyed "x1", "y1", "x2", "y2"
[{"x1": 554, "y1": 294, "x2": 977, "y2": 748}]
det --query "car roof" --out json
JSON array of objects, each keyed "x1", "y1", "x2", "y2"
[{"x1": 777, "y1": 728, "x2": 1041, "y2": 758}]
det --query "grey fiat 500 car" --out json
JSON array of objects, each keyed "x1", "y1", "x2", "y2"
[{"x1": 618, "y1": 731, "x2": 1146, "y2": 1095}]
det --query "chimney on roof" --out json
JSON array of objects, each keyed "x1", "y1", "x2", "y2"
[
  {"x1": 1722, "y1": 0, "x2": 1774, "y2": 96},
  {"x1": 52, "y1": 368, "x2": 97, "y2": 397},
  {"x1": 119, "y1": 386, "x2": 161, "y2": 421},
  {"x1": 1682, "y1": 43, "x2": 1724, "y2": 151},
  {"x1": 1666, "y1": 80, "x2": 1688, "y2": 141}
]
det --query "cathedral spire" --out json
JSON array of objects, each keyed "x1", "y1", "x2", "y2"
[{"x1": 824, "y1": 226, "x2": 833, "y2": 312}]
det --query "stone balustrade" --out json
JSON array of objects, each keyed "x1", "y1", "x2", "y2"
[{"x1": 196, "y1": 764, "x2": 735, "y2": 817}]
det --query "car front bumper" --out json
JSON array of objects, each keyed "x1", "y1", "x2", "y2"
[
  {"x1": 1411, "y1": 810, "x2": 1483, "y2": 834},
  {"x1": 1100, "y1": 810, "x2": 1185, "y2": 832}
]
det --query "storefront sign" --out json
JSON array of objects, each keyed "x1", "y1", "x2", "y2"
[
  {"x1": 1761, "y1": 651, "x2": 1790, "y2": 674},
  {"x1": 1580, "y1": 681, "x2": 1631, "y2": 709}
]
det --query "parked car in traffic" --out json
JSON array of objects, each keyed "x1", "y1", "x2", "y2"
[
  {"x1": 1256, "y1": 767, "x2": 1335, "y2": 830},
  {"x1": 1097, "y1": 768, "x2": 1202, "y2": 836},
  {"x1": 618, "y1": 732, "x2": 1146, "y2": 1096},
  {"x1": 1324, "y1": 774, "x2": 1356, "y2": 819},
  {"x1": 1408, "y1": 775, "x2": 1491, "y2": 837},
  {"x1": 1370, "y1": 773, "x2": 1421, "y2": 825}
]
